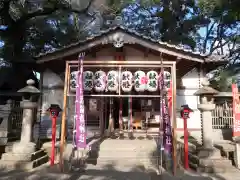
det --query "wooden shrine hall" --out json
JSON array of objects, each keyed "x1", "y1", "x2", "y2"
[{"x1": 34, "y1": 25, "x2": 225, "y2": 140}]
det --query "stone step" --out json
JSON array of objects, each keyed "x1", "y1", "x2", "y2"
[
  {"x1": 197, "y1": 164, "x2": 240, "y2": 173},
  {"x1": 189, "y1": 160, "x2": 239, "y2": 173},
  {"x1": 1, "y1": 149, "x2": 48, "y2": 161},
  {"x1": 199, "y1": 158, "x2": 233, "y2": 166},
  {"x1": 94, "y1": 157, "x2": 158, "y2": 161},
  {"x1": 86, "y1": 156, "x2": 157, "y2": 166},
  {"x1": 32, "y1": 149, "x2": 48, "y2": 161},
  {"x1": 5, "y1": 141, "x2": 16, "y2": 153},
  {"x1": 0, "y1": 154, "x2": 49, "y2": 170}
]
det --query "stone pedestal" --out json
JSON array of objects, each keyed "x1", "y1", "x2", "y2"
[
  {"x1": 196, "y1": 101, "x2": 225, "y2": 172},
  {"x1": 11, "y1": 100, "x2": 37, "y2": 155},
  {"x1": 234, "y1": 138, "x2": 240, "y2": 169},
  {"x1": 234, "y1": 143, "x2": 240, "y2": 169},
  {"x1": 198, "y1": 103, "x2": 215, "y2": 149}
]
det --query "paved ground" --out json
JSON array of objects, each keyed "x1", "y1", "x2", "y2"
[
  {"x1": 1, "y1": 164, "x2": 239, "y2": 180},
  {"x1": 0, "y1": 137, "x2": 240, "y2": 180},
  {"x1": 0, "y1": 159, "x2": 240, "y2": 180}
]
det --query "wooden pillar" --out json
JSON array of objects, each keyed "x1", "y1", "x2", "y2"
[
  {"x1": 107, "y1": 97, "x2": 114, "y2": 135},
  {"x1": 99, "y1": 98, "x2": 104, "y2": 136},
  {"x1": 172, "y1": 62, "x2": 177, "y2": 175},
  {"x1": 118, "y1": 51, "x2": 124, "y2": 134},
  {"x1": 119, "y1": 97, "x2": 123, "y2": 133},
  {"x1": 59, "y1": 62, "x2": 70, "y2": 172},
  {"x1": 128, "y1": 96, "x2": 133, "y2": 132}
]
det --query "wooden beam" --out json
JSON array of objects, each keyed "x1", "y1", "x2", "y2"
[
  {"x1": 89, "y1": 48, "x2": 96, "y2": 58},
  {"x1": 67, "y1": 60, "x2": 176, "y2": 65},
  {"x1": 67, "y1": 94, "x2": 168, "y2": 97},
  {"x1": 176, "y1": 57, "x2": 182, "y2": 64},
  {"x1": 69, "y1": 64, "x2": 173, "y2": 68},
  {"x1": 144, "y1": 48, "x2": 150, "y2": 57}
]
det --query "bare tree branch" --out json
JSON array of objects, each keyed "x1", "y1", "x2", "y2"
[{"x1": 202, "y1": 21, "x2": 216, "y2": 53}]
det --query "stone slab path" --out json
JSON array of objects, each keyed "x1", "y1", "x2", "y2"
[
  {"x1": 0, "y1": 138, "x2": 240, "y2": 180},
  {"x1": 1, "y1": 164, "x2": 240, "y2": 180}
]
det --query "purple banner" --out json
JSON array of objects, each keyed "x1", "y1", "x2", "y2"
[
  {"x1": 75, "y1": 55, "x2": 87, "y2": 148},
  {"x1": 159, "y1": 70, "x2": 172, "y2": 155}
]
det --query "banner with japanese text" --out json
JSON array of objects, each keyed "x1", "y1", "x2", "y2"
[
  {"x1": 75, "y1": 55, "x2": 87, "y2": 148},
  {"x1": 232, "y1": 84, "x2": 240, "y2": 137},
  {"x1": 159, "y1": 71, "x2": 173, "y2": 155}
]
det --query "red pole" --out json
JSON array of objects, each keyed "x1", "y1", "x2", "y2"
[
  {"x1": 183, "y1": 117, "x2": 189, "y2": 169},
  {"x1": 50, "y1": 116, "x2": 57, "y2": 166}
]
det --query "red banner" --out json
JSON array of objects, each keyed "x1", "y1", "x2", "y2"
[{"x1": 232, "y1": 84, "x2": 240, "y2": 137}]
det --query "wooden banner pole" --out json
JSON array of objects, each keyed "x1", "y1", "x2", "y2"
[
  {"x1": 59, "y1": 62, "x2": 69, "y2": 172},
  {"x1": 172, "y1": 63, "x2": 177, "y2": 175}
]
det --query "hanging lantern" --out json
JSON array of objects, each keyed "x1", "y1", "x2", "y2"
[
  {"x1": 70, "y1": 71, "x2": 78, "y2": 91},
  {"x1": 164, "y1": 71, "x2": 171, "y2": 89},
  {"x1": 107, "y1": 70, "x2": 118, "y2": 92},
  {"x1": 134, "y1": 71, "x2": 146, "y2": 92},
  {"x1": 121, "y1": 71, "x2": 133, "y2": 92},
  {"x1": 147, "y1": 70, "x2": 158, "y2": 92},
  {"x1": 83, "y1": 71, "x2": 93, "y2": 91},
  {"x1": 94, "y1": 71, "x2": 106, "y2": 92},
  {"x1": 164, "y1": 71, "x2": 171, "y2": 80}
]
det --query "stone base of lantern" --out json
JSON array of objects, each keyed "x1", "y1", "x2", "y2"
[
  {"x1": 0, "y1": 142, "x2": 48, "y2": 170},
  {"x1": 12, "y1": 142, "x2": 36, "y2": 156},
  {"x1": 196, "y1": 147, "x2": 234, "y2": 173}
]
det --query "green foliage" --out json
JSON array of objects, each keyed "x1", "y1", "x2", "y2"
[
  {"x1": 0, "y1": 0, "x2": 239, "y2": 67},
  {"x1": 209, "y1": 64, "x2": 240, "y2": 91},
  {"x1": 0, "y1": 0, "x2": 94, "y2": 61}
]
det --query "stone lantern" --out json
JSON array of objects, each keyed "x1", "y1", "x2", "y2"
[
  {"x1": 194, "y1": 78, "x2": 219, "y2": 150},
  {"x1": 12, "y1": 79, "x2": 40, "y2": 155}
]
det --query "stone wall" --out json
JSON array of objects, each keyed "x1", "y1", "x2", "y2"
[{"x1": 40, "y1": 69, "x2": 72, "y2": 139}]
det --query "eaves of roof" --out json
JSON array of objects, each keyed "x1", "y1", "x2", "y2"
[{"x1": 35, "y1": 25, "x2": 226, "y2": 64}]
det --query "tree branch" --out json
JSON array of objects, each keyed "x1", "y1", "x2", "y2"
[
  {"x1": 17, "y1": 0, "x2": 96, "y2": 23},
  {"x1": 202, "y1": 21, "x2": 216, "y2": 53}
]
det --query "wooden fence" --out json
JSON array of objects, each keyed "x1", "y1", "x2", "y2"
[{"x1": 212, "y1": 100, "x2": 233, "y2": 129}]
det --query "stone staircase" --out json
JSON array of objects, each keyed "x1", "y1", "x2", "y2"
[
  {"x1": 87, "y1": 138, "x2": 159, "y2": 172},
  {"x1": 185, "y1": 141, "x2": 239, "y2": 173},
  {"x1": 189, "y1": 150, "x2": 236, "y2": 173},
  {"x1": 0, "y1": 142, "x2": 49, "y2": 170}
]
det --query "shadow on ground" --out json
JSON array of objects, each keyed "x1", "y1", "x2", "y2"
[
  {"x1": 0, "y1": 137, "x2": 237, "y2": 180},
  {"x1": 0, "y1": 162, "x2": 230, "y2": 180}
]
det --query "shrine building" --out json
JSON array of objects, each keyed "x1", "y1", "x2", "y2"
[{"x1": 34, "y1": 25, "x2": 226, "y2": 142}]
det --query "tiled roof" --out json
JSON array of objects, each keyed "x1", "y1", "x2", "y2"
[{"x1": 35, "y1": 25, "x2": 225, "y2": 63}]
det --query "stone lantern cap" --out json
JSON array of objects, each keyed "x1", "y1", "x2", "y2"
[
  {"x1": 17, "y1": 79, "x2": 40, "y2": 94},
  {"x1": 194, "y1": 78, "x2": 219, "y2": 96}
]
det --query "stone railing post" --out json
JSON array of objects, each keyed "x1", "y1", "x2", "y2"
[{"x1": 0, "y1": 99, "x2": 13, "y2": 145}]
